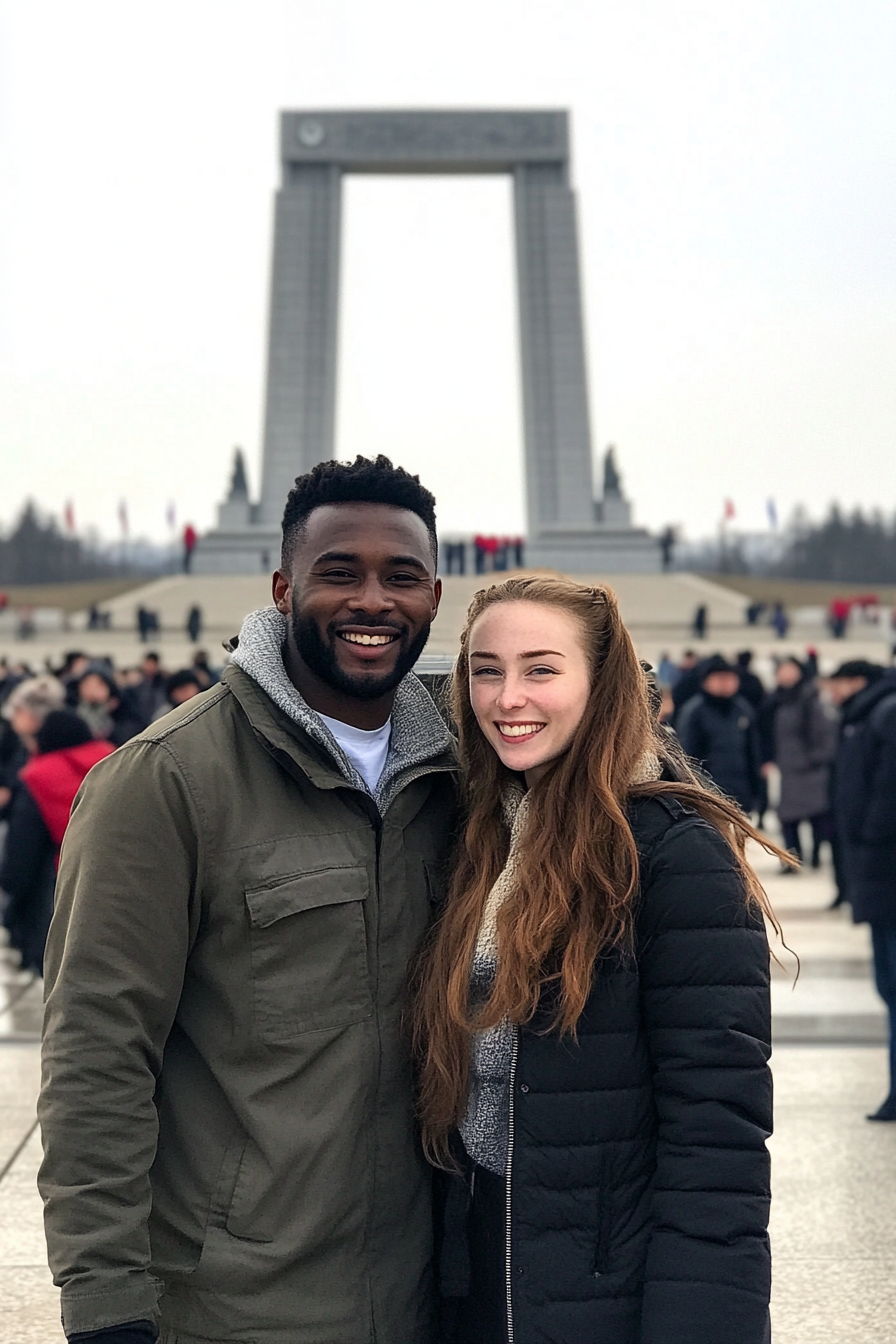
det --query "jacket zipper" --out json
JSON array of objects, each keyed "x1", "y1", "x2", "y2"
[{"x1": 505, "y1": 1027, "x2": 519, "y2": 1343}]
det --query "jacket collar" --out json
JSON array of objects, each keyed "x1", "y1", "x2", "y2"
[
  {"x1": 841, "y1": 670, "x2": 896, "y2": 725},
  {"x1": 226, "y1": 606, "x2": 455, "y2": 809}
]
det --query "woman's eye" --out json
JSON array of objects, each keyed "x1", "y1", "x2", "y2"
[
  {"x1": 471, "y1": 667, "x2": 501, "y2": 678},
  {"x1": 528, "y1": 665, "x2": 558, "y2": 676}
]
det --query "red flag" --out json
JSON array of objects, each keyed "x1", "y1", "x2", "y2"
[
  {"x1": 63, "y1": 500, "x2": 76, "y2": 533},
  {"x1": 723, "y1": 499, "x2": 736, "y2": 521}
]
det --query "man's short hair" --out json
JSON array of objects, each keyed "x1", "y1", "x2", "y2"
[
  {"x1": 280, "y1": 455, "x2": 437, "y2": 569},
  {"x1": 830, "y1": 659, "x2": 884, "y2": 682}
]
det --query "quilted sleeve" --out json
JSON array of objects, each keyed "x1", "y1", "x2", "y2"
[{"x1": 637, "y1": 815, "x2": 772, "y2": 1344}]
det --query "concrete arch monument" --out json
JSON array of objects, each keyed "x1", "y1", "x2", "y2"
[{"x1": 196, "y1": 110, "x2": 659, "y2": 573}]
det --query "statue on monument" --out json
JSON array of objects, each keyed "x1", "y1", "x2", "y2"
[
  {"x1": 603, "y1": 445, "x2": 623, "y2": 498},
  {"x1": 229, "y1": 448, "x2": 249, "y2": 500}
]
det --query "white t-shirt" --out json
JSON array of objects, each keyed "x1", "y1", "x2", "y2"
[{"x1": 318, "y1": 712, "x2": 392, "y2": 794}]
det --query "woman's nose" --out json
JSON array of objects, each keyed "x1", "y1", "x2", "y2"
[{"x1": 496, "y1": 678, "x2": 527, "y2": 710}]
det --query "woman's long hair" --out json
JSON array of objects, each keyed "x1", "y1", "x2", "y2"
[{"x1": 412, "y1": 575, "x2": 788, "y2": 1167}]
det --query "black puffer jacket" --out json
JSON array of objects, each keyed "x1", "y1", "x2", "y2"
[
  {"x1": 832, "y1": 671, "x2": 896, "y2": 927},
  {"x1": 440, "y1": 795, "x2": 772, "y2": 1344},
  {"x1": 677, "y1": 692, "x2": 763, "y2": 813}
]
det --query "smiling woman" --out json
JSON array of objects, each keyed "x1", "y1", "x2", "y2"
[{"x1": 412, "y1": 574, "x2": 787, "y2": 1344}]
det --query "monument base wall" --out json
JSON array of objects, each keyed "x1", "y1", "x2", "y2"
[
  {"x1": 192, "y1": 527, "x2": 281, "y2": 575},
  {"x1": 527, "y1": 525, "x2": 661, "y2": 574}
]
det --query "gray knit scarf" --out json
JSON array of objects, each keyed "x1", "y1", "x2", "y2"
[{"x1": 230, "y1": 605, "x2": 452, "y2": 812}]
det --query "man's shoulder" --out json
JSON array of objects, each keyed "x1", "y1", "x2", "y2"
[{"x1": 135, "y1": 680, "x2": 233, "y2": 747}]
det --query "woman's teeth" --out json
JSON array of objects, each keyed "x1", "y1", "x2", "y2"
[
  {"x1": 340, "y1": 632, "x2": 396, "y2": 646},
  {"x1": 499, "y1": 723, "x2": 544, "y2": 738}
]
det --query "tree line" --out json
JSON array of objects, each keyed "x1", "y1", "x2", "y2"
[{"x1": 0, "y1": 503, "x2": 137, "y2": 586}]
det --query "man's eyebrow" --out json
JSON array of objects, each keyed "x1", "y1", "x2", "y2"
[
  {"x1": 386, "y1": 554, "x2": 429, "y2": 571},
  {"x1": 311, "y1": 550, "x2": 429, "y2": 572},
  {"x1": 312, "y1": 550, "x2": 359, "y2": 564}
]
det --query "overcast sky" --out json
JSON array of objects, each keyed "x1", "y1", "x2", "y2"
[{"x1": 1, "y1": 1, "x2": 894, "y2": 544}]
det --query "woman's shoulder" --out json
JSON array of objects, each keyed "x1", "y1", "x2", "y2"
[{"x1": 628, "y1": 793, "x2": 755, "y2": 935}]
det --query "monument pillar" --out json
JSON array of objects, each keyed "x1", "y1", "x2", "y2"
[
  {"x1": 258, "y1": 163, "x2": 342, "y2": 525},
  {"x1": 514, "y1": 163, "x2": 595, "y2": 540}
]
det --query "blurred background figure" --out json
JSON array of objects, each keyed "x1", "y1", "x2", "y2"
[
  {"x1": 692, "y1": 603, "x2": 708, "y2": 639},
  {"x1": 73, "y1": 665, "x2": 143, "y2": 746},
  {"x1": 0, "y1": 676, "x2": 66, "y2": 818},
  {"x1": 186, "y1": 604, "x2": 203, "y2": 643},
  {"x1": 130, "y1": 651, "x2": 167, "y2": 726},
  {"x1": 670, "y1": 649, "x2": 702, "y2": 725},
  {"x1": 828, "y1": 660, "x2": 896, "y2": 1122},
  {"x1": 761, "y1": 657, "x2": 837, "y2": 872},
  {"x1": 152, "y1": 669, "x2": 203, "y2": 721},
  {"x1": 735, "y1": 651, "x2": 765, "y2": 710},
  {"x1": 676, "y1": 654, "x2": 763, "y2": 815},
  {"x1": 0, "y1": 709, "x2": 113, "y2": 974}
]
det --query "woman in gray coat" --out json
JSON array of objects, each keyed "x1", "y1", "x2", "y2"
[{"x1": 763, "y1": 658, "x2": 837, "y2": 865}]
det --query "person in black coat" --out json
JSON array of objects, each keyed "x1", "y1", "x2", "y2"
[
  {"x1": 676, "y1": 655, "x2": 763, "y2": 814},
  {"x1": 829, "y1": 660, "x2": 896, "y2": 1121},
  {"x1": 414, "y1": 576, "x2": 780, "y2": 1344}
]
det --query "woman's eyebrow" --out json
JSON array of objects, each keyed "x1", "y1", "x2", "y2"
[
  {"x1": 470, "y1": 650, "x2": 499, "y2": 660},
  {"x1": 519, "y1": 649, "x2": 565, "y2": 659}
]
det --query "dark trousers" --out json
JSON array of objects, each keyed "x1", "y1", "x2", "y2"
[
  {"x1": 456, "y1": 1164, "x2": 508, "y2": 1344},
  {"x1": 870, "y1": 924, "x2": 896, "y2": 1097},
  {"x1": 780, "y1": 813, "x2": 833, "y2": 865}
]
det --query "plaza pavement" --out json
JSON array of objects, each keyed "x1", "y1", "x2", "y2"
[{"x1": 1, "y1": 838, "x2": 894, "y2": 1342}]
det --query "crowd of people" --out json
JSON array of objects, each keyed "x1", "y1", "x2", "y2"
[
  {"x1": 3, "y1": 448, "x2": 896, "y2": 1343},
  {"x1": 0, "y1": 648, "x2": 219, "y2": 972},
  {"x1": 657, "y1": 646, "x2": 896, "y2": 1121}
]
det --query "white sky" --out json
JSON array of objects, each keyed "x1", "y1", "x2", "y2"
[{"x1": 1, "y1": 1, "x2": 894, "y2": 543}]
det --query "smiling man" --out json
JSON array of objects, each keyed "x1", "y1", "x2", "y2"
[{"x1": 38, "y1": 456, "x2": 457, "y2": 1344}]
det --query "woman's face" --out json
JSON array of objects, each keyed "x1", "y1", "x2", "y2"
[{"x1": 468, "y1": 601, "x2": 592, "y2": 786}]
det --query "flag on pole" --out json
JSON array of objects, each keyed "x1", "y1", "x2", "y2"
[
  {"x1": 723, "y1": 498, "x2": 736, "y2": 521},
  {"x1": 63, "y1": 500, "x2": 76, "y2": 533},
  {"x1": 766, "y1": 498, "x2": 778, "y2": 530},
  {"x1": 166, "y1": 501, "x2": 176, "y2": 530},
  {"x1": 118, "y1": 500, "x2": 129, "y2": 537}
]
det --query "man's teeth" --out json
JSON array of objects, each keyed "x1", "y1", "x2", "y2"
[
  {"x1": 500, "y1": 724, "x2": 544, "y2": 738},
  {"x1": 341, "y1": 632, "x2": 395, "y2": 646}
]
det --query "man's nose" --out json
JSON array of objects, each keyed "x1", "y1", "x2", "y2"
[{"x1": 348, "y1": 572, "x2": 395, "y2": 613}]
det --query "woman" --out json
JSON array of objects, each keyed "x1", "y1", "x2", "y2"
[
  {"x1": 413, "y1": 576, "x2": 783, "y2": 1344},
  {"x1": 761, "y1": 656, "x2": 837, "y2": 869}
]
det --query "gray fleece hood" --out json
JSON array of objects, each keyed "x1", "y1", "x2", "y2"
[{"x1": 230, "y1": 605, "x2": 453, "y2": 811}]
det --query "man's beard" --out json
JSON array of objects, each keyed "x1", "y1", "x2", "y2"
[{"x1": 290, "y1": 604, "x2": 432, "y2": 701}]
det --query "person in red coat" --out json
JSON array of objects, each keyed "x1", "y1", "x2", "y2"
[{"x1": 0, "y1": 711, "x2": 114, "y2": 973}]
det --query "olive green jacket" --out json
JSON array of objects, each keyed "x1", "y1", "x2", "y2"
[{"x1": 38, "y1": 627, "x2": 456, "y2": 1343}]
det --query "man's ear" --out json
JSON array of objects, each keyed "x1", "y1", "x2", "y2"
[
  {"x1": 431, "y1": 576, "x2": 443, "y2": 620},
  {"x1": 272, "y1": 569, "x2": 291, "y2": 613}
]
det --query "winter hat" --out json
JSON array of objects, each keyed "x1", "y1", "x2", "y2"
[
  {"x1": 700, "y1": 654, "x2": 737, "y2": 680},
  {"x1": 829, "y1": 660, "x2": 884, "y2": 682},
  {"x1": 36, "y1": 709, "x2": 95, "y2": 754}
]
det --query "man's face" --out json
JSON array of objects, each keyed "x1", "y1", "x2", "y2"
[
  {"x1": 142, "y1": 657, "x2": 160, "y2": 679},
  {"x1": 274, "y1": 502, "x2": 441, "y2": 702},
  {"x1": 703, "y1": 670, "x2": 740, "y2": 698},
  {"x1": 78, "y1": 673, "x2": 114, "y2": 707},
  {"x1": 827, "y1": 675, "x2": 868, "y2": 706},
  {"x1": 170, "y1": 679, "x2": 201, "y2": 706}
]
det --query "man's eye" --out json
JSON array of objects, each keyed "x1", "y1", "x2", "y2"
[{"x1": 320, "y1": 568, "x2": 356, "y2": 579}]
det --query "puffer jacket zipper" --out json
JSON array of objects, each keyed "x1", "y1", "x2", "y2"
[{"x1": 505, "y1": 1028, "x2": 519, "y2": 1343}]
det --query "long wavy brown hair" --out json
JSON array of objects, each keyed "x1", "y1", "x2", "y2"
[{"x1": 412, "y1": 574, "x2": 789, "y2": 1167}]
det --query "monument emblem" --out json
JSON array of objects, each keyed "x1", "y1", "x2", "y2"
[{"x1": 196, "y1": 110, "x2": 659, "y2": 573}]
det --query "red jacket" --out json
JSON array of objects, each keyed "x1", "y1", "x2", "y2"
[{"x1": 21, "y1": 740, "x2": 115, "y2": 849}]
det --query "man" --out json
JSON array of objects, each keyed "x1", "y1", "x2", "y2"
[
  {"x1": 151, "y1": 668, "x2": 203, "y2": 720},
  {"x1": 131, "y1": 651, "x2": 168, "y2": 726},
  {"x1": 38, "y1": 455, "x2": 457, "y2": 1344},
  {"x1": 677, "y1": 654, "x2": 763, "y2": 814},
  {"x1": 828, "y1": 659, "x2": 896, "y2": 1121}
]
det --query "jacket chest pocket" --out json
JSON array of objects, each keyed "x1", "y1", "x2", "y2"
[{"x1": 245, "y1": 865, "x2": 372, "y2": 1042}]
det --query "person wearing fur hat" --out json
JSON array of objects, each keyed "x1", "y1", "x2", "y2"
[{"x1": 676, "y1": 655, "x2": 763, "y2": 813}]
